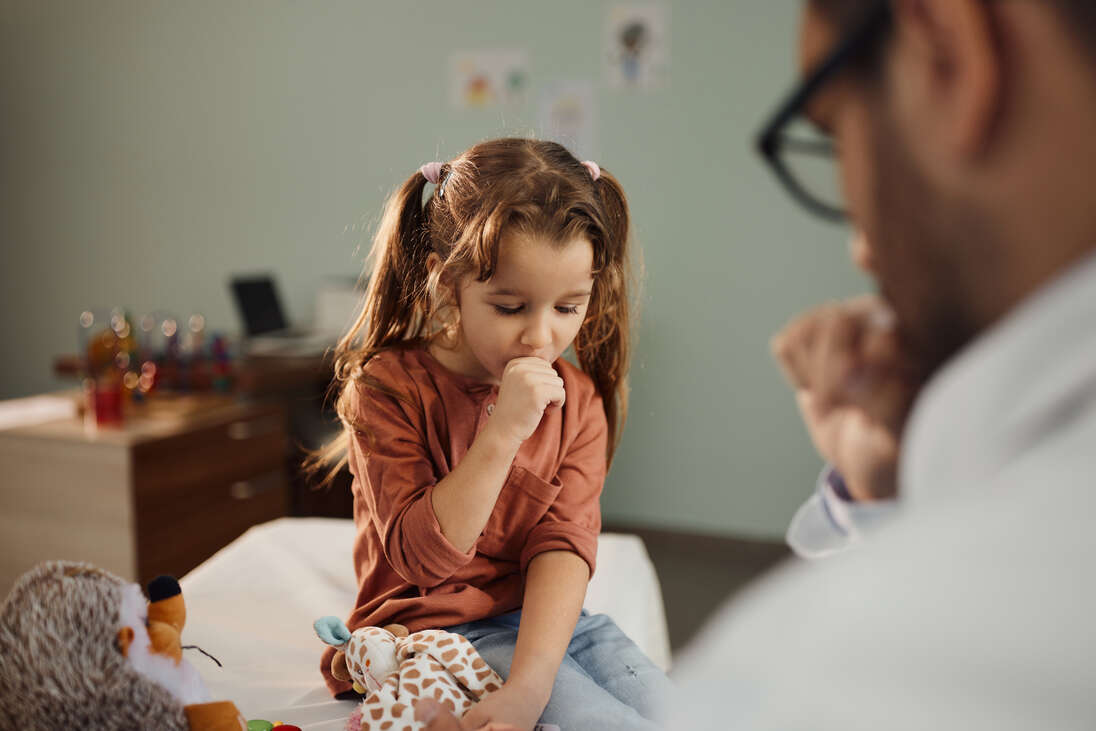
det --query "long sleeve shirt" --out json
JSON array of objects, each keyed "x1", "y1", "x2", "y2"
[
  {"x1": 321, "y1": 346, "x2": 607, "y2": 696},
  {"x1": 785, "y1": 465, "x2": 898, "y2": 558}
]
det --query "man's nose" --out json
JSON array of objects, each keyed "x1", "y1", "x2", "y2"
[{"x1": 849, "y1": 229, "x2": 877, "y2": 274}]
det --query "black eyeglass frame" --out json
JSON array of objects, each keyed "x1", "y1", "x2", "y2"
[{"x1": 756, "y1": 0, "x2": 893, "y2": 223}]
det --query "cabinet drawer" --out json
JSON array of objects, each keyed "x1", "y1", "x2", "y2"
[
  {"x1": 132, "y1": 406, "x2": 287, "y2": 492},
  {"x1": 132, "y1": 403, "x2": 290, "y2": 583},
  {"x1": 135, "y1": 467, "x2": 289, "y2": 584}
]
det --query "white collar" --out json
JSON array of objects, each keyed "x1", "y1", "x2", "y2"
[{"x1": 899, "y1": 249, "x2": 1096, "y2": 505}]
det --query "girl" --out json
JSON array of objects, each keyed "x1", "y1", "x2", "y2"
[{"x1": 315, "y1": 138, "x2": 671, "y2": 729}]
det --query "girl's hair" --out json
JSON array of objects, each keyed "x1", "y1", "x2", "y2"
[{"x1": 309, "y1": 138, "x2": 633, "y2": 484}]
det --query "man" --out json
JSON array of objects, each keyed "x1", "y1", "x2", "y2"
[
  {"x1": 426, "y1": 0, "x2": 1096, "y2": 727},
  {"x1": 671, "y1": 0, "x2": 1096, "y2": 727}
]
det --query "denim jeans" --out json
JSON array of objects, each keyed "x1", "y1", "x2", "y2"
[{"x1": 445, "y1": 609, "x2": 673, "y2": 730}]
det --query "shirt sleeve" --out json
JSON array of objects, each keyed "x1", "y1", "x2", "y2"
[
  {"x1": 519, "y1": 390, "x2": 607, "y2": 578},
  {"x1": 785, "y1": 465, "x2": 900, "y2": 559},
  {"x1": 348, "y1": 374, "x2": 476, "y2": 588}
]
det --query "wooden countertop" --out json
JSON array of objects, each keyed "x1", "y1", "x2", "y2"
[{"x1": 0, "y1": 391, "x2": 280, "y2": 447}]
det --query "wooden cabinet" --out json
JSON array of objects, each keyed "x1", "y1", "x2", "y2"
[{"x1": 0, "y1": 395, "x2": 289, "y2": 595}]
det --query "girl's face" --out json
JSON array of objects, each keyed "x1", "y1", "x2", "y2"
[{"x1": 453, "y1": 234, "x2": 595, "y2": 383}]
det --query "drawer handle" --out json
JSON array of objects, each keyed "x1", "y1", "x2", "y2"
[
  {"x1": 228, "y1": 418, "x2": 281, "y2": 440},
  {"x1": 229, "y1": 471, "x2": 283, "y2": 500}
]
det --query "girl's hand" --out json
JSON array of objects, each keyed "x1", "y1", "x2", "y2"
[
  {"x1": 771, "y1": 296, "x2": 922, "y2": 501},
  {"x1": 486, "y1": 357, "x2": 566, "y2": 448},
  {"x1": 416, "y1": 698, "x2": 522, "y2": 731},
  {"x1": 458, "y1": 683, "x2": 545, "y2": 731}
]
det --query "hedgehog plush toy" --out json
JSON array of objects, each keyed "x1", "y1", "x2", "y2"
[{"x1": 0, "y1": 560, "x2": 247, "y2": 730}]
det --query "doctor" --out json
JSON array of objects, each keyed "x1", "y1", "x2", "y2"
[
  {"x1": 424, "y1": 0, "x2": 1096, "y2": 728},
  {"x1": 672, "y1": 0, "x2": 1096, "y2": 727}
]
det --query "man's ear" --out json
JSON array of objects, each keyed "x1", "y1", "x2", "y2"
[{"x1": 893, "y1": 0, "x2": 1002, "y2": 159}]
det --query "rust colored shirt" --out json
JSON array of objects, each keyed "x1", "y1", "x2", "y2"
[{"x1": 321, "y1": 347, "x2": 607, "y2": 695}]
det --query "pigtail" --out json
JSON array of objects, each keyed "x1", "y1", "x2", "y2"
[
  {"x1": 305, "y1": 170, "x2": 435, "y2": 485},
  {"x1": 346, "y1": 171, "x2": 434, "y2": 355},
  {"x1": 574, "y1": 169, "x2": 633, "y2": 465}
]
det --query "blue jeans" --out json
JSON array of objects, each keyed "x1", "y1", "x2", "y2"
[{"x1": 445, "y1": 609, "x2": 673, "y2": 730}]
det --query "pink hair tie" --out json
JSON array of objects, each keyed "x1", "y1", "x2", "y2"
[
  {"x1": 581, "y1": 160, "x2": 601, "y2": 182},
  {"x1": 420, "y1": 162, "x2": 443, "y2": 184}
]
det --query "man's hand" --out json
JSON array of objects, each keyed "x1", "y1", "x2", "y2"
[
  {"x1": 771, "y1": 296, "x2": 922, "y2": 501},
  {"x1": 416, "y1": 697, "x2": 523, "y2": 731}
]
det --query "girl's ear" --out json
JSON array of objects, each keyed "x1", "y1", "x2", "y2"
[
  {"x1": 426, "y1": 252, "x2": 450, "y2": 298},
  {"x1": 427, "y1": 254, "x2": 462, "y2": 312}
]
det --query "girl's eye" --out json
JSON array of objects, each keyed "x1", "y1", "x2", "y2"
[
  {"x1": 494, "y1": 305, "x2": 523, "y2": 315},
  {"x1": 557, "y1": 305, "x2": 581, "y2": 315}
]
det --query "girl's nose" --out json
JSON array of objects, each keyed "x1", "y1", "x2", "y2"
[{"x1": 521, "y1": 316, "x2": 551, "y2": 349}]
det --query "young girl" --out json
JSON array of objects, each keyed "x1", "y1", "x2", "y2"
[{"x1": 316, "y1": 138, "x2": 671, "y2": 729}]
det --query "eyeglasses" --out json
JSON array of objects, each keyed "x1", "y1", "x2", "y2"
[{"x1": 756, "y1": 1, "x2": 893, "y2": 223}]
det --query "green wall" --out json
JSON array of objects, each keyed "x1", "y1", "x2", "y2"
[{"x1": 0, "y1": 1, "x2": 866, "y2": 539}]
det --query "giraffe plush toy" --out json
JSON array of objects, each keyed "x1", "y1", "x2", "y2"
[{"x1": 314, "y1": 617, "x2": 503, "y2": 731}]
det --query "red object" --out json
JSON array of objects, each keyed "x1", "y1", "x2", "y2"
[{"x1": 85, "y1": 378, "x2": 124, "y2": 427}]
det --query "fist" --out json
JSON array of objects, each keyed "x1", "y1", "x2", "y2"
[
  {"x1": 487, "y1": 357, "x2": 566, "y2": 447},
  {"x1": 771, "y1": 296, "x2": 923, "y2": 501}
]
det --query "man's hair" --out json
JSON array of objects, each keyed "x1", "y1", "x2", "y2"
[{"x1": 814, "y1": 0, "x2": 1096, "y2": 56}]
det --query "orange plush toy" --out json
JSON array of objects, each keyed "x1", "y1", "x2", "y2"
[
  {"x1": 131, "y1": 575, "x2": 249, "y2": 730},
  {"x1": 0, "y1": 561, "x2": 247, "y2": 730}
]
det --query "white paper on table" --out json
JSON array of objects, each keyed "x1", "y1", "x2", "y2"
[{"x1": 0, "y1": 394, "x2": 78, "y2": 431}]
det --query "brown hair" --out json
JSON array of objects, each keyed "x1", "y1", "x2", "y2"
[
  {"x1": 814, "y1": 0, "x2": 1096, "y2": 63},
  {"x1": 310, "y1": 138, "x2": 633, "y2": 484}
]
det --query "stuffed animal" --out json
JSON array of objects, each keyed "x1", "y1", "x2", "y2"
[
  {"x1": 0, "y1": 560, "x2": 247, "y2": 730},
  {"x1": 315, "y1": 617, "x2": 503, "y2": 731}
]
